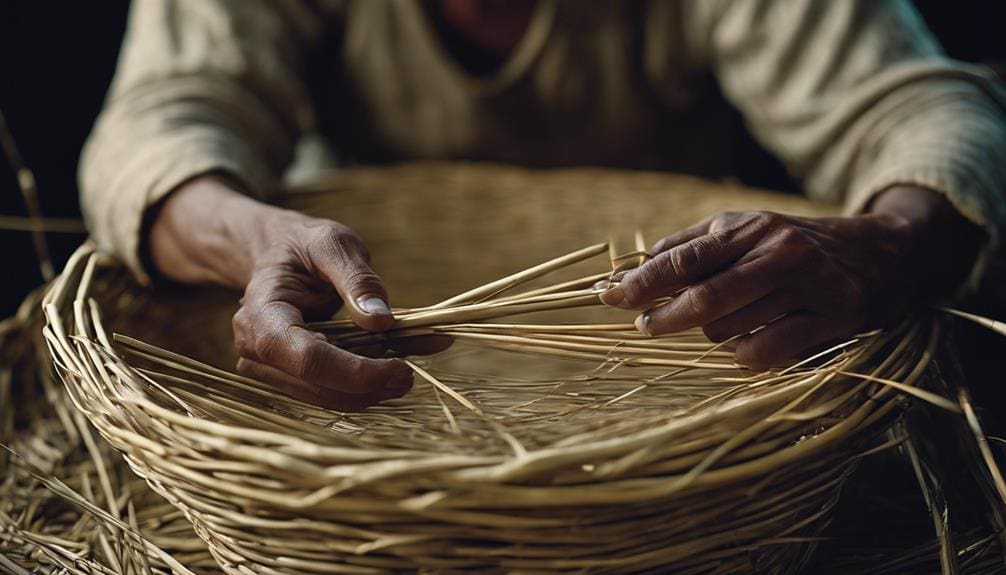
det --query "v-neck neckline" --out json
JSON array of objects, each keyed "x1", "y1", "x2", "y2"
[{"x1": 406, "y1": 0, "x2": 558, "y2": 96}]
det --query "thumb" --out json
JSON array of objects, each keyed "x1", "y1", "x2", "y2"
[{"x1": 309, "y1": 227, "x2": 395, "y2": 332}]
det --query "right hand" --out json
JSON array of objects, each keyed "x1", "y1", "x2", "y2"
[{"x1": 149, "y1": 175, "x2": 450, "y2": 409}]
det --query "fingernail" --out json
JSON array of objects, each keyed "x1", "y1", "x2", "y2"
[
  {"x1": 356, "y1": 295, "x2": 391, "y2": 316},
  {"x1": 600, "y1": 286, "x2": 630, "y2": 309},
  {"x1": 635, "y1": 313, "x2": 652, "y2": 335}
]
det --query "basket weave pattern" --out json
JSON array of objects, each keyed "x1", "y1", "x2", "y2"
[{"x1": 40, "y1": 165, "x2": 934, "y2": 573}]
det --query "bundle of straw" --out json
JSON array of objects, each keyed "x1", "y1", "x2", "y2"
[
  {"x1": 0, "y1": 289, "x2": 222, "y2": 574},
  {"x1": 38, "y1": 234, "x2": 945, "y2": 574}
]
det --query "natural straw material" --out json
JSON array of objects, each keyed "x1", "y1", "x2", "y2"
[
  {"x1": 41, "y1": 228, "x2": 941, "y2": 573},
  {"x1": 1, "y1": 288, "x2": 222, "y2": 574}
]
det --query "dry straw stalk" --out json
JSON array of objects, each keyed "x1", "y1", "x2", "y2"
[{"x1": 34, "y1": 238, "x2": 952, "y2": 574}]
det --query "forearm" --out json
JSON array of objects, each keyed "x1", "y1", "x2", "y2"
[
  {"x1": 79, "y1": 0, "x2": 319, "y2": 282},
  {"x1": 867, "y1": 185, "x2": 985, "y2": 299},
  {"x1": 148, "y1": 175, "x2": 293, "y2": 288}
]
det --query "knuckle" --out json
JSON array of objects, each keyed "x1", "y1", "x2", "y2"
[
  {"x1": 232, "y1": 306, "x2": 250, "y2": 333},
  {"x1": 623, "y1": 247, "x2": 689, "y2": 305},
  {"x1": 340, "y1": 230, "x2": 369, "y2": 257},
  {"x1": 292, "y1": 341, "x2": 324, "y2": 381},
  {"x1": 233, "y1": 334, "x2": 255, "y2": 360},
  {"x1": 774, "y1": 225, "x2": 804, "y2": 246},
  {"x1": 668, "y1": 242, "x2": 702, "y2": 279},
  {"x1": 234, "y1": 334, "x2": 254, "y2": 359},
  {"x1": 260, "y1": 299, "x2": 297, "y2": 321},
  {"x1": 309, "y1": 223, "x2": 371, "y2": 262},
  {"x1": 772, "y1": 227, "x2": 817, "y2": 263},
  {"x1": 341, "y1": 268, "x2": 384, "y2": 293},
  {"x1": 709, "y1": 212, "x2": 734, "y2": 232},
  {"x1": 253, "y1": 330, "x2": 285, "y2": 363},
  {"x1": 232, "y1": 309, "x2": 255, "y2": 356},
  {"x1": 335, "y1": 229, "x2": 371, "y2": 262},
  {"x1": 683, "y1": 284, "x2": 714, "y2": 318},
  {"x1": 754, "y1": 211, "x2": 782, "y2": 227},
  {"x1": 244, "y1": 271, "x2": 290, "y2": 307},
  {"x1": 695, "y1": 281, "x2": 720, "y2": 306},
  {"x1": 621, "y1": 272, "x2": 651, "y2": 306}
]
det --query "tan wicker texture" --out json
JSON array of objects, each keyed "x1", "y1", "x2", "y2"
[{"x1": 35, "y1": 164, "x2": 945, "y2": 573}]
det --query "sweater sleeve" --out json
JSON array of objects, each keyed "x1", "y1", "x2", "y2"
[
  {"x1": 79, "y1": 0, "x2": 323, "y2": 282},
  {"x1": 681, "y1": 0, "x2": 1006, "y2": 273}
]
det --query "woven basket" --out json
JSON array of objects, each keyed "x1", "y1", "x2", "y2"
[{"x1": 41, "y1": 164, "x2": 938, "y2": 574}]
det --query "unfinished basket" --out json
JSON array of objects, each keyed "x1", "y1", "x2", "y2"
[
  {"x1": 38, "y1": 165, "x2": 947, "y2": 573},
  {"x1": 42, "y1": 244, "x2": 942, "y2": 574}
]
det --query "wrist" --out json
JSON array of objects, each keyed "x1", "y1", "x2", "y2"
[
  {"x1": 867, "y1": 185, "x2": 984, "y2": 299},
  {"x1": 149, "y1": 174, "x2": 284, "y2": 287}
]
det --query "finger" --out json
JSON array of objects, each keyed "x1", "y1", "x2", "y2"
[
  {"x1": 635, "y1": 256, "x2": 793, "y2": 335},
  {"x1": 268, "y1": 271, "x2": 345, "y2": 321},
  {"x1": 702, "y1": 290, "x2": 799, "y2": 342},
  {"x1": 233, "y1": 296, "x2": 413, "y2": 394},
  {"x1": 307, "y1": 228, "x2": 395, "y2": 332},
  {"x1": 649, "y1": 217, "x2": 714, "y2": 255},
  {"x1": 648, "y1": 212, "x2": 747, "y2": 255},
  {"x1": 733, "y1": 312, "x2": 851, "y2": 371},
  {"x1": 236, "y1": 358, "x2": 407, "y2": 411},
  {"x1": 235, "y1": 265, "x2": 344, "y2": 324},
  {"x1": 603, "y1": 216, "x2": 770, "y2": 309}
]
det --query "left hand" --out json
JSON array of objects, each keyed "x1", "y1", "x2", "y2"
[{"x1": 600, "y1": 187, "x2": 982, "y2": 369}]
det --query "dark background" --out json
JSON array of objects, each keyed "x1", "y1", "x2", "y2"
[{"x1": 1, "y1": 0, "x2": 1005, "y2": 318}]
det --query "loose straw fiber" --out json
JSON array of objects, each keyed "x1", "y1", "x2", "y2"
[{"x1": 36, "y1": 165, "x2": 943, "y2": 573}]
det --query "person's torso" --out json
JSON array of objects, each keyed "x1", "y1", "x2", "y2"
[{"x1": 310, "y1": 0, "x2": 742, "y2": 177}]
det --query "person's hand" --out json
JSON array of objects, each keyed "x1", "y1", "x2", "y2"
[
  {"x1": 149, "y1": 175, "x2": 450, "y2": 409},
  {"x1": 228, "y1": 213, "x2": 455, "y2": 409},
  {"x1": 600, "y1": 186, "x2": 983, "y2": 369}
]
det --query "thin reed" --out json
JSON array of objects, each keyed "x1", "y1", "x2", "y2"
[
  {"x1": 0, "y1": 288, "x2": 221, "y2": 574},
  {"x1": 34, "y1": 233, "x2": 945, "y2": 574}
]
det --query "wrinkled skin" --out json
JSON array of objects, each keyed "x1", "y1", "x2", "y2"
[
  {"x1": 228, "y1": 216, "x2": 453, "y2": 410},
  {"x1": 601, "y1": 187, "x2": 982, "y2": 369},
  {"x1": 150, "y1": 176, "x2": 981, "y2": 407},
  {"x1": 149, "y1": 175, "x2": 451, "y2": 410}
]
